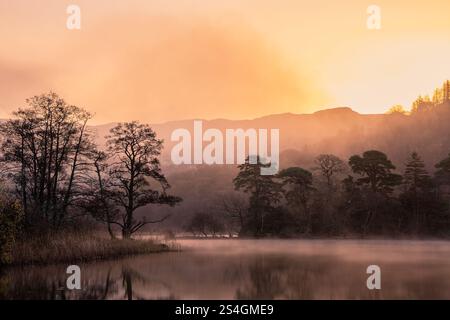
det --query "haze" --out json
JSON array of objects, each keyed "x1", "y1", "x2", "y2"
[{"x1": 1, "y1": 0, "x2": 450, "y2": 123}]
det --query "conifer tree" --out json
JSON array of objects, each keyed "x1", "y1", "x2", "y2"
[
  {"x1": 404, "y1": 152, "x2": 431, "y2": 192},
  {"x1": 401, "y1": 152, "x2": 434, "y2": 233}
]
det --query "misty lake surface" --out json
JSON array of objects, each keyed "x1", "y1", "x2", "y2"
[{"x1": 2, "y1": 239, "x2": 450, "y2": 300}]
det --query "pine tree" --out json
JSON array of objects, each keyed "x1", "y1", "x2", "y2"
[
  {"x1": 348, "y1": 150, "x2": 402, "y2": 195},
  {"x1": 278, "y1": 167, "x2": 315, "y2": 233},
  {"x1": 233, "y1": 156, "x2": 282, "y2": 236},
  {"x1": 444, "y1": 80, "x2": 450, "y2": 102},
  {"x1": 401, "y1": 152, "x2": 432, "y2": 233},
  {"x1": 432, "y1": 88, "x2": 443, "y2": 104},
  {"x1": 404, "y1": 152, "x2": 431, "y2": 192},
  {"x1": 435, "y1": 153, "x2": 450, "y2": 186}
]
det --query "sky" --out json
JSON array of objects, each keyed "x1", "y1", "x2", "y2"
[{"x1": 0, "y1": 0, "x2": 449, "y2": 124}]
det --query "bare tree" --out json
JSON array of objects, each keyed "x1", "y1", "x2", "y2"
[
  {"x1": 79, "y1": 149, "x2": 119, "y2": 239},
  {"x1": 186, "y1": 212, "x2": 225, "y2": 238},
  {"x1": 106, "y1": 122, "x2": 181, "y2": 239},
  {"x1": 0, "y1": 92, "x2": 93, "y2": 229},
  {"x1": 220, "y1": 193, "x2": 248, "y2": 235},
  {"x1": 313, "y1": 154, "x2": 346, "y2": 189}
]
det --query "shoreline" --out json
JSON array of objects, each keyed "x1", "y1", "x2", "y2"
[
  {"x1": 6, "y1": 236, "x2": 450, "y2": 268},
  {"x1": 167, "y1": 235, "x2": 450, "y2": 241},
  {"x1": 5, "y1": 235, "x2": 177, "y2": 268}
]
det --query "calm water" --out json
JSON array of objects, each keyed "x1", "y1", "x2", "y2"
[{"x1": 1, "y1": 239, "x2": 450, "y2": 300}]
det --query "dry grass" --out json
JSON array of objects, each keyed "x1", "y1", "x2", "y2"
[{"x1": 11, "y1": 233, "x2": 172, "y2": 266}]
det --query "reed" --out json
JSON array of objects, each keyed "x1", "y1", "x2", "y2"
[{"x1": 10, "y1": 232, "x2": 172, "y2": 266}]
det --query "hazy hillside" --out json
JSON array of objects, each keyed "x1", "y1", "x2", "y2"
[
  {"x1": 93, "y1": 106, "x2": 450, "y2": 168},
  {"x1": 89, "y1": 105, "x2": 450, "y2": 229}
]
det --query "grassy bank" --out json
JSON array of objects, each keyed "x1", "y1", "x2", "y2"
[{"x1": 9, "y1": 233, "x2": 173, "y2": 266}]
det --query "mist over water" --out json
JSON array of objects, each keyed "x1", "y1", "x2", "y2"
[{"x1": 1, "y1": 240, "x2": 450, "y2": 300}]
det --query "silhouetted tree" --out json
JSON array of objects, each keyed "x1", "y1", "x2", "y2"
[
  {"x1": 349, "y1": 150, "x2": 402, "y2": 195},
  {"x1": 433, "y1": 152, "x2": 450, "y2": 232},
  {"x1": 400, "y1": 152, "x2": 433, "y2": 232},
  {"x1": 0, "y1": 92, "x2": 93, "y2": 229},
  {"x1": 313, "y1": 154, "x2": 346, "y2": 190},
  {"x1": 80, "y1": 150, "x2": 119, "y2": 239},
  {"x1": 106, "y1": 122, "x2": 181, "y2": 239},
  {"x1": 347, "y1": 151, "x2": 402, "y2": 235},
  {"x1": 186, "y1": 212, "x2": 225, "y2": 237},
  {"x1": 233, "y1": 156, "x2": 282, "y2": 236},
  {"x1": 220, "y1": 193, "x2": 248, "y2": 235},
  {"x1": 278, "y1": 167, "x2": 315, "y2": 233},
  {"x1": 404, "y1": 152, "x2": 431, "y2": 189},
  {"x1": 435, "y1": 153, "x2": 450, "y2": 186}
]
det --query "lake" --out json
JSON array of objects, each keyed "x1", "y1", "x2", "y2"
[{"x1": 1, "y1": 239, "x2": 450, "y2": 299}]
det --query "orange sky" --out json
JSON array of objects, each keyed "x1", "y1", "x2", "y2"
[{"x1": 0, "y1": 0, "x2": 449, "y2": 123}]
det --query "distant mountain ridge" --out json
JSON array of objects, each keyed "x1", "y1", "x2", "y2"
[
  {"x1": 90, "y1": 106, "x2": 448, "y2": 170},
  {"x1": 3, "y1": 106, "x2": 450, "y2": 228}
]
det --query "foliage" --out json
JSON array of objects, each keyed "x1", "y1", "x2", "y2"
[
  {"x1": 230, "y1": 150, "x2": 450, "y2": 238},
  {"x1": 411, "y1": 80, "x2": 450, "y2": 113},
  {"x1": 278, "y1": 167, "x2": 315, "y2": 233},
  {"x1": 435, "y1": 153, "x2": 450, "y2": 186},
  {"x1": 349, "y1": 150, "x2": 402, "y2": 195},
  {"x1": 1, "y1": 92, "x2": 450, "y2": 244},
  {"x1": 186, "y1": 212, "x2": 225, "y2": 237},
  {"x1": 233, "y1": 156, "x2": 283, "y2": 236},
  {"x1": 387, "y1": 105, "x2": 407, "y2": 115},
  {"x1": 0, "y1": 94, "x2": 182, "y2": 244}
]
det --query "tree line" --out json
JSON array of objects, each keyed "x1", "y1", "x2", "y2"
[
  {"x1": 187, "y1": 151, "x2": 450, "y2": 238},
  {"x1": 2, "y1": 91, "x2": 450, "y2": 256},
  {"x1": 0, "y1": 92, "x2": 181, "y2": 259},
  {"x1": 388, "y1": 80, "x2": 450, "y2": 114}
]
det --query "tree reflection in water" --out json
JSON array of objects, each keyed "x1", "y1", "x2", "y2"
[{"x1": 1, "y1": 240, "x2": 450, "y2": 300}]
